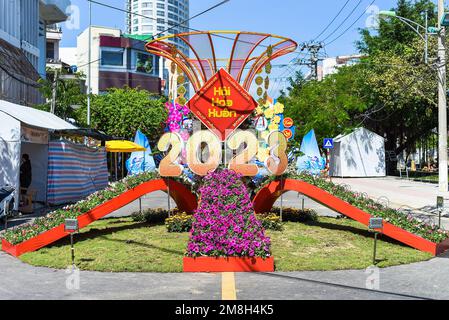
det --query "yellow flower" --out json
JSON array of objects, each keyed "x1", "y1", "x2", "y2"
[
  {"x1": 257, "y1": 147, "x2": 270, "y2": 162},
  {"x1": 255, "y1": 106, "x2": 263, "y2": 115},
  {"x1": 264, "y1": 108, "x2": 274, "y2": 119},
  {"x1": 268, "y1": 122, "x2": 279, "y2": 131},
  {"x1": 274, "y1": 102, "x2": 284, "y2": 114},
  {"x1": 272, "y1": 115, "x2": 281, "y2": 124}
]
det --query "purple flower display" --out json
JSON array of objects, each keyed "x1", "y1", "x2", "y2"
[
  {"x1": 165, "y1": 102, "x2": 190, "y2": 133},
  {"x1": 186, "y1": 169, "x2": 271, "y2": 258}
]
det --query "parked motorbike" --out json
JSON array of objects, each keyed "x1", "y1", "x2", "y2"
[{"x1": 0, "y1": 186, "x2": 15, "y2": 222}]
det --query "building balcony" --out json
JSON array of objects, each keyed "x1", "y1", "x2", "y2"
[{"x1": 39, "y1": 0, "x2": 71, "y2": 24}]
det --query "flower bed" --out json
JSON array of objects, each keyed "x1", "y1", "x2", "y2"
[
  {"x1": 1, "y1": 172, "x2": 159, "y2": 245},
  {"x1": 186, "y1": 169, "x2": 271, "y2": 258},
  {"x1": 284, "y1": 173, "x2": 449, "y2": 243},
  {"x1": 165, "y1": 212, "x2": 193, "y2": 232}
]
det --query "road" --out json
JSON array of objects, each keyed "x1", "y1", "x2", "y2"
[{"x1": 0, "y1": 249, "x2": 448, "y2": 300}]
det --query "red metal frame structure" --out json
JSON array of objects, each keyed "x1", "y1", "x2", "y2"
[
  {"x1": 145, "y1": 31, "x2": 298, "y2": 92},
  {"x1": 253, "y1": 179, "x2": 449, "y2": 256},
  {"x1": 2, "y1": 179, "x2": 197, "y2": 257}
]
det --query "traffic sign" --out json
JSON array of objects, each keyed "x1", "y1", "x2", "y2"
[{"x1": 323, "y1": 138, "x2": 334, "y2": 149}]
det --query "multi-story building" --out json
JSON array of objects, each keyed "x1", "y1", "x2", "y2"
[
  {"x1": 46, "y1": 23, "x2": 64, "y2": 69},
  {"x1": 126, "y1": 0, "x2": 190, "y2": 55},
  {"x1": 126, "y1": 0, "x2": 190, "y2": 97},
  {"x1": 0, "y1": 0, "x2": 71, "y2": 106},
  {"x1": 74, "y1": 26, "x2": 161, "y2": 95}
]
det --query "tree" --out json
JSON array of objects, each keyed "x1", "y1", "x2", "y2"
[
  {"x1": 36, "y1": 68, "x2": 86, "y2": 120},
  {"x1": 74, "y1": 87, "x2": 168, "y2": 141},
  {"x1": 278, "y1": 66, "x2": 367, "y2": 144},
  {"x1": 280, "y1": 0, "x2": 442, "y2": 158}
]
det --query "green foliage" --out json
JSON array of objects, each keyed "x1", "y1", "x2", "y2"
[
  {"x1": 35, "y1": 68, "x2": 86, "y2": 120},
  {"x1": 280, "y1": 0, "x2": 442, "y2": 157},
  {"x1": 131, "y1": 208, "x2": 170, "y2": 224},
  {"x1": 279, "y1": 66, "x2": 367, "y2": 143},
  {"x1": 75, "y1": 87, "x2": 168, "y2": 141}
]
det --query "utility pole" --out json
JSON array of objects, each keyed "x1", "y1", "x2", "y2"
[
  {"x1": 87, "y1": 1, "x2": 92, "y2": 128},
  {"x1": 296, "y1": 42, "x2": 324, "y2": 80},
  {"x1": 51, "y1": 69, "x2": 58, "y2": 114},
  {"x1": 438, "y1": 0, "x2": 448, "y2": 193}
]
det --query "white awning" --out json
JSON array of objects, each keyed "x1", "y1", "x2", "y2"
[{"x1": 0, "y1": 99, "x2": 77, "y2": 130}]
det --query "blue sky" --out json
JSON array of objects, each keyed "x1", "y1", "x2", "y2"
[{"x1": 61, "y1": 0, "x2": 403, "y2": 93}]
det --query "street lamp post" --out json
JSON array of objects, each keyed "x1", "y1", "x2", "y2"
[
  {"x1": 379, "y1": 7, "x2": 448, "y2": 193},
  {"x1": 437, "y1": 0, "x2": 448, "y2": 193}
]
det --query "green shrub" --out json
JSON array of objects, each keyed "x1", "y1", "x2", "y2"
[
  {"x1": 270, "y1": 207, "x2": 318, "y2": 223},
  {"x1": 131, "y1": 208, "x2": 171, "y2": 224}
]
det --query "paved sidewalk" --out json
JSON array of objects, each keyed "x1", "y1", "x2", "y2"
[{"x1": 332, "y1": 176, "x2": 449, "y2": 229}]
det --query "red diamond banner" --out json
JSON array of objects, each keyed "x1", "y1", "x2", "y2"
[{"x1": 187, "y1": 68, "x2": 257, "y2": 141}]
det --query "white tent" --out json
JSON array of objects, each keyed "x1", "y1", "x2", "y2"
[
  {"x1": 0, "y1": 100, "x2": 76, "y2": 209},
  {"x1": 329, "y1": 127, "x2": 386, "y2": 177}
]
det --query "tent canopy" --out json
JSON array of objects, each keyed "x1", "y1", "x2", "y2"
[
  {"x1": 0, "y1": 100, "x2": 77, "y2": 130},
  {"x1": 106, "y1": 140, "x2": 146, "y2": 153}
]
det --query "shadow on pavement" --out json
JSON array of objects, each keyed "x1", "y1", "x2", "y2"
[{"x1": 257, "y1": 272, "x2": 432, "y2": 300}]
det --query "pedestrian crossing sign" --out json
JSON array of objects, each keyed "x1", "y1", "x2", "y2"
[{"x1": 323, "y1": 138, "x2": 334, "y2": 149}]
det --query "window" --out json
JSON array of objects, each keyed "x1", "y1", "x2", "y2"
[
  {"x1": 101, "y1": 50, "x2": 124, "y2": 66},
  {"x1": 168, "y1": 5, "x2": 178, "y2": 13},
  {"x1": 142, "y1": 2, "x2": 152, "y2": 8},
  {"x1": 133, "y1": 19, "x2": 138, "y2": 24},
  {"x1": 133, "y1": 26, "x2": 139, "y2": 32},
  {"x1": 157, "y1": 18, "x2": 165, "y2": 24},
  {"x1": 46, "y1": 42, "x2": 55, "y2": 59},
  {"x1": 157, "y1": 10, "x2": 165, "y2": 16},
  {"x1": 157, "y1": 3, "x2": 165, "y2": 9},
  {"x1": 142, "y1": 10, "x2": 153, "y2": 16},
  {"x1": 136, "y1": 52, "x2": 154, "y2": 74},
  {"x1": 157, "y1": 26, "x2": 165, "y2": 31}
]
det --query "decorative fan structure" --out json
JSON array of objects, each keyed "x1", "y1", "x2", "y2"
[{"x1": 145, "y1": 31, "x2": 298, "y2": 92}]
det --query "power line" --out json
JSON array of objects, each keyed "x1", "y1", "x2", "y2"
[
  {"x1": 312, "y1": 0, "x2": 352, "y2": 41},
  {"x1": 88, "y1": 0, "x2": 306, "y2": 56},
  {"x1": 153, "y1": 0, "x2": 230, "y2": 39},
  {"x1": 320, "y1": 0, "x2": 363, "y2": 43},
  {"x1": 325, "y1": 0, "x2": 377, "y2": 46}
]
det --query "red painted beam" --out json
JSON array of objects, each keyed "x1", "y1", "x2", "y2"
[
  {"x1": 2, "y1": 179, "x2": 198, "y2": 257},
  {"x1": 253, "y1": 179, "x2": 449, "y2": 256}
]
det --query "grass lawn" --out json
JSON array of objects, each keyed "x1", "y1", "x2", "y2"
[{"x1": 16, "y1": 216, "x2": 432, "y2": 272}]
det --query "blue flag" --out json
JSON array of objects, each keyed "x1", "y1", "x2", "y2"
[{"x1": 126, "y1": 130, "x2": 156, "y2": 175}]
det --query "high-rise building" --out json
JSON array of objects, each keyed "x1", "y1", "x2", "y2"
[{"x1": 126, "y1": 0, "x2": 190, "y2": 55}]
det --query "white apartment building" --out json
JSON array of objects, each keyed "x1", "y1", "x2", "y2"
[{"x1": 126, "y1": 0, "x2": 190, "y2": 55}]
